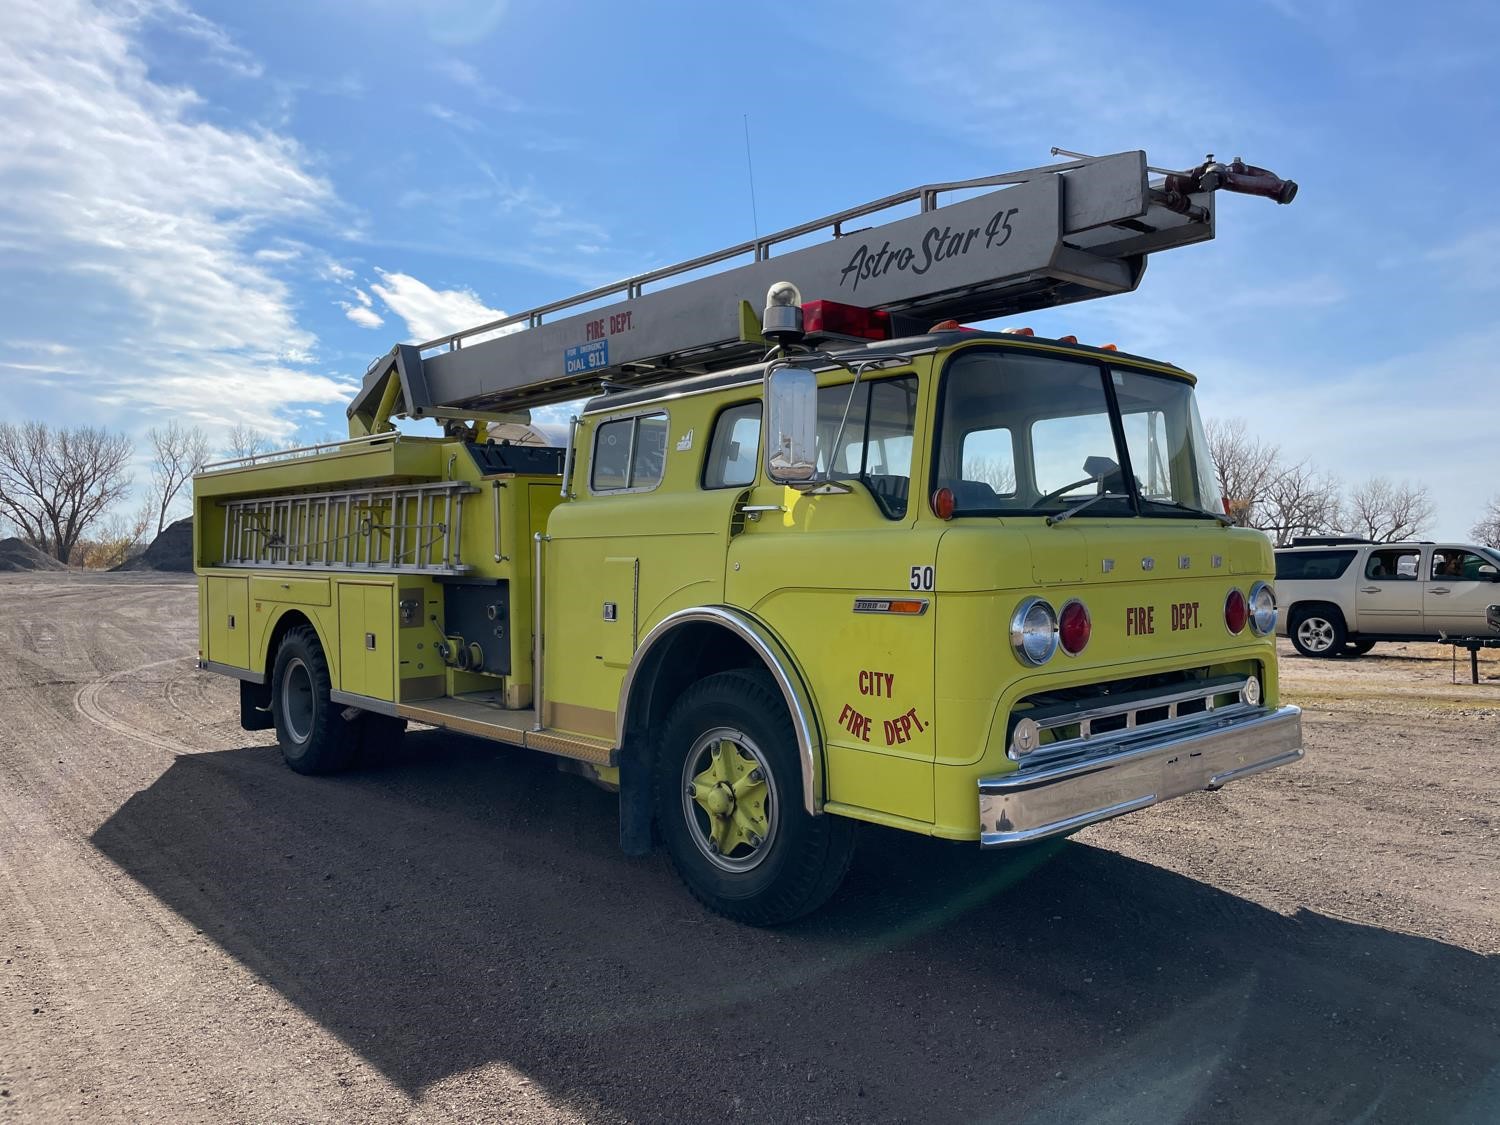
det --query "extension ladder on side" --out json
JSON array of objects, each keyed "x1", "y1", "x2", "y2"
[
  {"x1": 221, "y1": 481, "x2": 477, "y2": 575},
  {"x1": 348, "y1": 149, "x2": 1296, "y2": 430}
]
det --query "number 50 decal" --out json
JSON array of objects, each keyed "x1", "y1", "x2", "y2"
[{"x1": 909, "y1": 565, "x2": 935, "y2": 591}]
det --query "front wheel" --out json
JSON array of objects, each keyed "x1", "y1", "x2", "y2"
[
  {"x1": 655, "y1": 669, "x2": 854, "y2": 925},
  {"x1": 1290, "y1": 608, "x2": 1346, "y2": 658}
]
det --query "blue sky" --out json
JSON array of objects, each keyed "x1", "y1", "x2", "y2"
[{"x1": 1, "y1": 0, "x2": 1496, "y2": 536}]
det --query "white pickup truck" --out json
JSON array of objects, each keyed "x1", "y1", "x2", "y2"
[{"x1": 1275, "y1": 539, "x2": 1500, "y2": 657}]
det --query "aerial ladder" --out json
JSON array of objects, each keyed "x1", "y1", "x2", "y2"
[{"x1": 346, "y1": 150, "x2": 1296, "y2": 435}]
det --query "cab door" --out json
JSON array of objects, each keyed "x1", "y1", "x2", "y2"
[
  {"x1": 1355, "y1": 546, "x2": 1426, "y2": 634},
  {"x1": 724, "y1": 369, "x2": 940, "y2": 825},
  {"x1": 1425, "y1": 547, "x2": 1500, "y2": 637}
]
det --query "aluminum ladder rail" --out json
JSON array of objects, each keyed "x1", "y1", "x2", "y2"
[
  {"x1": 349, "y1": 149, "x2": 1229, "y2": 423},
  {"x1": 221, "y1": 481, "x2": 478, "y2": 575}
]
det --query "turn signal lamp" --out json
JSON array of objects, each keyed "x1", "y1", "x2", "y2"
[
  {"x1": 1058, "y1": 334, "x2": 1078, "y2": 344},
  {"x1": 1058, "y1": 599, "x2": 1091, "y2": 655},
  {"x1": 930, "y1": 486, "x2": 956, "y2": 520},
  {"x1": 1224, "y1": 588, "x2": 1248, "y2": 635},
  {"x1": 802, "y1": 299, "x2": 890, "y2": 340},
  {"x1": 1002, "y1": 326, "x2": 1035, "y2": 336},
  {"x1": 1011, "y1": 597, "x2": 1059, "y2": 666},
  {"x1": 1100, "y1": 343, "x2": 1118, "y2": 351}
]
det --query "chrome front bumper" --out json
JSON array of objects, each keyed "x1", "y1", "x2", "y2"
[{"x1": 978, "y1": 705, "x2": 1302, "y2": 846}]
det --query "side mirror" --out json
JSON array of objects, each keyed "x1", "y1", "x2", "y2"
[
  {"x1": 1478, "y1": 564, "x2": 1498, "y2": 580},
  {"x1": 765, "y1": 366, "x2": 818, "y2": 482}
]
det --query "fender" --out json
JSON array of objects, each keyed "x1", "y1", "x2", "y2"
[{"x1": 618, "y1": 605, "x2": 825, "y2": 816}]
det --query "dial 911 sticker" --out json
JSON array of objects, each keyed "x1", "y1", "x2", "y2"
[{"x1": 909, "y1": 565, "x2": 935, "y2": 591}]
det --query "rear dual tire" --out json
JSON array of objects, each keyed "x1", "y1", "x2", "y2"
[{"x1": 270, "y1": 625, "x2": 404, "y2": 774}]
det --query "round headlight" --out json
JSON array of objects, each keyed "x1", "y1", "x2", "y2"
[
  {"x1": 1011, "y1": 597, "x2": 1059, "y2": 666},
  {"x1": 1248, "y1": 581, "x2": 1277, "y2": 636}
]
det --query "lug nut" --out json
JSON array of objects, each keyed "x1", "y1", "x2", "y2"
[
  {"x1": 748, "y1": 833, "x2": 763, "y2": 847},
  {"x1": 748, "y1": 767, "x2": 764, "y2": 782}
]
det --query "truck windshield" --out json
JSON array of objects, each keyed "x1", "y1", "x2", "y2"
[{"x1": 934, "y1": 349, "x2": 1223, "y2": 519}]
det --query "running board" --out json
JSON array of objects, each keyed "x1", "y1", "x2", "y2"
[{"x1": 397, "y1": 693, "x2": 617, "y2": 767}]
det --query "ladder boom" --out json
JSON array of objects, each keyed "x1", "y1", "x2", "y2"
[{"x1": 349, "y1": 150, "x2": 1248, "y2": 426}]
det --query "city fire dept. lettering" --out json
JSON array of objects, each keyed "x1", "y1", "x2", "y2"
[
  {"x1": 858, "y1": 669, "x2": 896, "y2": 697},
  {"x1": 1126, "y1": 605, "x2": 1155, "y2": 635},
  {"x1": 837, "y1": 702, "x2": 873, "y2": 742},
  {"x1": 1170, "y1": 601, "x2": 1201, "y2": 630}
]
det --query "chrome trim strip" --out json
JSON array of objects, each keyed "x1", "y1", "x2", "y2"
[
  {"x1": 618, "y1": 606, "x2": 824, "y2": 816},
  {"x1": 852, "y1": 597, "x2": 929, "y2": 615},
  {"x1": 198, "y1": 659, "x2": 265, "y2": 685},
  {"x1": 1015, "y1": 677, "x2": 1251, "y2": 761},
  {"x1": 532, "y1": 533, "x2": 547, "y2": 732},
  {"x1": 980, "y1": 705, "x2": 1302, "y2": 846},
  {"x1": 330, "y1": 689, "x2": 399, "y2": 717},
  {"x1": 560, "y1": 415, "x2": 580, "y2": 498}
]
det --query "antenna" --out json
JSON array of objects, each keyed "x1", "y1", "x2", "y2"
[{"x1": 742, "y1": 114, "x2": 760, "y2": 241}]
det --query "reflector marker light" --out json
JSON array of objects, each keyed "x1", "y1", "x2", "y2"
[
  {"x1": 931, "y1": 487, "x2": 956, "y2": 520},
  {"x1": 853, "y1": 597, "x2": 929, "y2": 615},
  {"x1": 1002, "y1": 326, "x2": 1035, "y2": 336},
  {"x1": 1224, "y1": 588, "x2": 1248, "y2": 634}
]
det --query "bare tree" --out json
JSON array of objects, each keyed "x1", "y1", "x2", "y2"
[
  {"x1": 1256, "y1": 461, "x2": 1343, "y2": 546},
  {"x1": 962, "y1": 455, "x2": 1016, "y2": 494},
  {"x1": 1204, "y1": 417, "x2": 1281, "y2": 527},
  {"x1": 148, "y1": 421, "x2": 211, "y2": 534},
  {"x1": 0, "y1": 423, "x2": 134, "y2": 562},
  {"x1": 226, "y1": 423, "x2": 270, "y2": 461},
  {"x1": 1342, "y1": 476, "x2": 1435, "y2": 542},
  {"x1": 73, "y1": 497, "x2": 153, "y2": 570},
  {"x1": 1472, "y1": 495, "x2": 1500, "y2": 548}
]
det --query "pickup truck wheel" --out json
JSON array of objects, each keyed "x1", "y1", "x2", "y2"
[
  {"x1": 655, "y1": 669, "x2": 854, "y2": 925},
  {"x1": 1290, "y1": 608, "x2": 1345, "y2": 658},
  {"x1": 271, "y1": 625, "x2": 357, "y2": 775}
]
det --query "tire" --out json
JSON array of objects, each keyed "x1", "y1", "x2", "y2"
[
  {"x1": 654, "y1": 669, "x2": 855, "y2": 925},
  {"x1": 1289, "y1": 607, "x2": 1346, "y2": 659},
  {"x1": 1343, "y1": 640, "x2": 1376, "y2": 657},
  {"x1": 270, "y1": 625, "x2": 358, "y2": 775}
]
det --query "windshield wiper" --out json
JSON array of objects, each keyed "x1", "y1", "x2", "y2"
[
  {"x1": 1138, "y1": 497, "x2": 1234, "y2": 526},
  {"x1": 1046, "y1": 491, "x2": 1129, "y2": 527}
]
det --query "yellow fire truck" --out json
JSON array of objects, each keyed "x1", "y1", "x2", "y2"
[{"x1": 195, "y1": 150, "x2": 1304, "y2": 923}]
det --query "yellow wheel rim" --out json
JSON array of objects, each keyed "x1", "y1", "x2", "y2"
[{"x1": 681, "y1": 727, "x2": 775, "y2": 872}]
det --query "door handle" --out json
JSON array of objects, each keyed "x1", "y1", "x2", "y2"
[
  {"x1": 738, "y1": 504, "x2": 786, "y2": 512},
  {"x1": 1431, "y1": 587, "x2": 1450, "y2": 595},
  {"x1": 1360, "y1": 586, "x2": 1379, "y2": 594}
]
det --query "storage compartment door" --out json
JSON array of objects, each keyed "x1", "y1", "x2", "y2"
[{"x1": 205, "y1": 576, "x2": 249, "y2": 668}]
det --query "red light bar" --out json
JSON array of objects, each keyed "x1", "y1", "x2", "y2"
[{"x1": 802, "y1": 300, "x2": 891, "y2": 340}]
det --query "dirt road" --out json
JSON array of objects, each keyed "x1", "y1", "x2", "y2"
[{"x1": 2, "y1": 574, "x2": 1497, "y2": 1123}]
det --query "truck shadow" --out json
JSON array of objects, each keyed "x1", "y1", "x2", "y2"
[{"x1": 91, "y1": 730, "x2": 1499, "y2": 1124}]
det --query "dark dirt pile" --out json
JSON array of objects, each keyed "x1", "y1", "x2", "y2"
[
  {"x1": 113, "y1": 517, "x2": 193, "y2": 572},
  {"x1": 0, "y1": 537, "x2": 67, "y2": 572}
]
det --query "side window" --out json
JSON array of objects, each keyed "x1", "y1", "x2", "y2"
[
  {"x1": 590, "y1": 412, "x2": 668, "y2": 493},
  {"x1": 1433, "y1": 550, "x2": 1490, "y2": 580},
  {"x1": 1365, "y1": 548, "x2": 1420, "y2": 581},
  {"x1": 814, "y1": 375, "x2": 918, "y2": 519},
  {"x1": 1275, "y1": 549, "x2": 1356, "y2": 580},
  {"x1": 703, "y1": 403, "x2": 761, "y2": 489},
  {"x1": 960, "y1": 427, "x2": 1016, "y2": 496}
]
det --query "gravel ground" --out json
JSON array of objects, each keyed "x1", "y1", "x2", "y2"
[{"x1": 1, "y1": 573, "x2": 1496, "y2": 1123}]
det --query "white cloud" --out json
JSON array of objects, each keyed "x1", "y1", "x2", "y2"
[
  {"x1": 369, "y1": 270, "x2": 519, "y2": 344},
  {"x1": 344, "y1": 305, "x2": 384, "y2": 329},
  {"x1": 0, "y1": 0, "x2": 352, "y2": 443}
]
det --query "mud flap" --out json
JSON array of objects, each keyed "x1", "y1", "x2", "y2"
[{"x1": 239, "y1": 678, "x2": 274, "y2": 731}]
